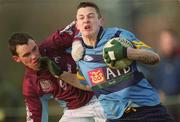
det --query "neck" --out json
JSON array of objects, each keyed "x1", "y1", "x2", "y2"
[
  {"x1": 83, "y1": 36, "x2": 97, "y2": 47},
  {"x1": 82, "y1": 27, "x2": 102, "y2": 47}
]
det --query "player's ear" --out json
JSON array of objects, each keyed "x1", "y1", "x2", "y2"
[
  {"x1": 99, "y1": 17, "x2": 105, "y2": 26},
  {"x1": 74, "y1": 19, "x2": 79, "y2": 30},
  {"x1": 75, "y1": 20, "x2": 80, "y2": 30},
  {"x1": 12, "y1": 55, "x2": 21, "y2": 63}
]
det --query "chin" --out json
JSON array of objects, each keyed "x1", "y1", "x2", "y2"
[
  {"x1": 84, "y1": 33, "x2": 93, "y2": 38},
  {"x1": 82, "y1": 31, "x2": 91, "y2": 36},
  {"x1": 32, "y1": 64, "x2": 40, "y2": 70}
]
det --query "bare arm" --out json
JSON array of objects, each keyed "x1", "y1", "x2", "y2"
[
  {"x1": 127, "y1": 47, "x2": 160, "y2": 65},
  {"x1": 60, "y1": 72, "x2": 92, "y2": 91}
]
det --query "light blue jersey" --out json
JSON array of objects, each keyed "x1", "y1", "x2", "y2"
[{"x1": 77, "y1": 27, "x2": 160, "y2": 119}]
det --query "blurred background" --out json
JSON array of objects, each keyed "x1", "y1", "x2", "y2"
[{"x1": 0, "y1": 0, "x2": 180, "y2": 121}]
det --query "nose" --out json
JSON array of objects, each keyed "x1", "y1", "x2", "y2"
[
  {"x1": 31, "y1": 53, "x2": 38, "y2": 60},
  {"x1": 83, "y1": 16, "x2": 90, "y2": 23}
]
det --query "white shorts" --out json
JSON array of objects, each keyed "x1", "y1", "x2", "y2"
[{"x1": 59, "y1": 96, "x2": 106, "y2": 122}]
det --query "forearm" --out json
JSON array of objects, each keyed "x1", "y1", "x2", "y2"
[
  {"x1": 41, "y1": 21, "x2": 76, "y2": 49},
  {"x1": 60, "y1": 72, "x2": 91, "y2": 91},
  {"x1": 127, "y1": 47, "x2": 160, "y2": 64}
]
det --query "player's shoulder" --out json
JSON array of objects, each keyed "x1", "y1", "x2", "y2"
[
  {"x1": 105, "y1": 27, "x2": 131, "y2": 33},
  {"x1": 103, "y1": 27, "x2": 121, "y2": 37},
  {"x1": 105, "y1": 27, "x2": 138, "y2": 42},
  {"x1": 119, "y1": 29, "x2": 137, "y2": 42},
  {"x1": 23, "y1": 78, "x2": 36, "y2": 97},
  {"x1": 105, "y1": 27, "x2": 120, "y2": 33}
]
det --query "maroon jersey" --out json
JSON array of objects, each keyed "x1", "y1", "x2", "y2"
[{"x1": 23, "y1": 22, "x2": 94, "y2": 122}]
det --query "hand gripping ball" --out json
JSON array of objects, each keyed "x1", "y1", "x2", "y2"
[{"x1": 103, "y1": 37, "x2": 133, "y2": 69}]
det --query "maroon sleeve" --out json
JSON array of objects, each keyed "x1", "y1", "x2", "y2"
[
  {"x1": 40, "y1": 21, "x2": 79, "y2": 50},
  {"x1": 24, "y1": 96, "x2": 42, "y2": 122}
]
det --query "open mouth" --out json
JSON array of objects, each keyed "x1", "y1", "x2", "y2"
[
  {"x1": 84, "y1": 25, "x2": 91, "y2": 30},
  {"x1": 33, "y1": 58, "x2": 40, "y2": 65}
]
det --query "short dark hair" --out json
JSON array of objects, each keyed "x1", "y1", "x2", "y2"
[
  {"x1": 8, "y1": 33, "x2": 34, "y2": 56},
  {"x1": 77, "y1": 2, "x2": 102, "y2": 18}
]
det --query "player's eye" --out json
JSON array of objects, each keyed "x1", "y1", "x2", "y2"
[
  {"x1": 88, "y1": 13, "x2": 96, "y2": 19},
  {"x1": 79, "y1": 17, "x2": 84, "y2": 20},
  {"x1": 32, "y1": 45, "x2": 37, "y2": 52},
  {"x1": 22, "y1": 52, "x2": 30, "y2": 58},
  {"x1": 77, "y1": 16, "x2": 84, "y2": 20},
  {"x1": 88, "y1": 14, "x2": 95, "y2": 18}
]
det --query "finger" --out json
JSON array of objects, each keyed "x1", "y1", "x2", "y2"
[
  {"x1": 104, "y1": 47, "x2": 113, "y2": 54},
  {"x1": 108, "y1": 51, "x2": 116, "y2": 60},
  {"x1": 105, "y1": 58, "x2": 111, "y2": 63},
  {"x1": 39, "y1": 57, "x2": 49, "y2": 69},
  {"x1": 111, "y1": 60, "x2": 115, "y2": 67},
  {"x1": 103, "y1": 53, "x2": 109, "y2": 59},
  {"x1": 49, "y1": 61, "x2": 63, "y2": 77},
  {"x1": 111, "y1": 39, "x2": 120, "y2": 45}
]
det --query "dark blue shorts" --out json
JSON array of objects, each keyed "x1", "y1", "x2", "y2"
[{"x1": 107, "y1": 104, "x2": 176, "y2": 122}]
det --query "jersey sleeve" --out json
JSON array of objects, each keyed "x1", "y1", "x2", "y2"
[
  {"x1": 40, "y1": 21, "x2": 79, "y2": 50},
  {"x1": 24, "y1": 95, "x2": 49, "y2": 122},
  {"x1": 24, "y1": 96, "x2": 43, "y2": 122},
  {"x1": 120, "y1": 29, "x2": 152, "y2": 50},
  {"x1": 73, "y1": 32, "x2": 82, "y2": 42}
]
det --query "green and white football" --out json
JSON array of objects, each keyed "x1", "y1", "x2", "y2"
[{"x1": 103, "y1": 37, "x2": 133, "y2": 69}]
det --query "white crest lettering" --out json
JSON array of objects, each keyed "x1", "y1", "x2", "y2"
[
  {"x1": 116, "y1": 69, "x2": 121, "y2": 76},
  {"x1": 54, "y1": 56, "x2": 61, "y2": 63},
  {"x1": 106, "y1": 68, "x2": 116, "y2": 80},
  {"x1": 123, "y1": 66, "x2": 131, "y2": 74},
  {"x1": 106, "y1": 66, "x2": 131, "y2": 80},
  {"x1": 40, "y1": 79, "x2": 53, "y2": 92},
  {"x1": 26, "y1": 104, "x2": 33, "y2": 122},
  {"x1": 59, "y1": 80, "x2": 67, "y2": 90}
]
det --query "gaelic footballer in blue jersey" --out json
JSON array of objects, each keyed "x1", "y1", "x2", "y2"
[{"x1": 72, "y1": 1, "x2": 175, "y2": 122}]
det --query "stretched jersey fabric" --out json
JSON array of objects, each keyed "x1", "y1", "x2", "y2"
[
  {"x1": 77, "y1": 27, "x2": 160, "y2": 119},
  {"x1": 23, "y1": 22, "x2": 94, "y2": 122}
]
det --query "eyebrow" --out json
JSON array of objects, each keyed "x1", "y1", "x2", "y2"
[
  {"x1": 21, "y1": 51, "x2": 30, "y2": 57},
  {"x1": 77, "y1": 12, "x2": 95, "y2": 17}
]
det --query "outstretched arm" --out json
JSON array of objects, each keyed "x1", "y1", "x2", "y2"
[
  {"x1": 103, "y1": 30, "x2": 160, "y2": 66},
  {"x1": 127, "y1": 47, "x2": 160, "y2": 64},
  {"x1": 40, "y1": 56, "x2": 91, "y2": 91},
  {"x1": 40, "y1": 21, "x2": 78, "y2": 50}
]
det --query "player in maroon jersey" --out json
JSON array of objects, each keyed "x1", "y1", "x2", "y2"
[{"x1": 8, "y1": 22, "x2": 106, "y2": 122}]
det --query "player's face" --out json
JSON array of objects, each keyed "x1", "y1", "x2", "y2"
[
  {"x1": 76, "y1": 7, "x2": 103, "y2": 38},
  {"x1": 13, "y1": 39, "x2": 41, "y2": 70}
]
